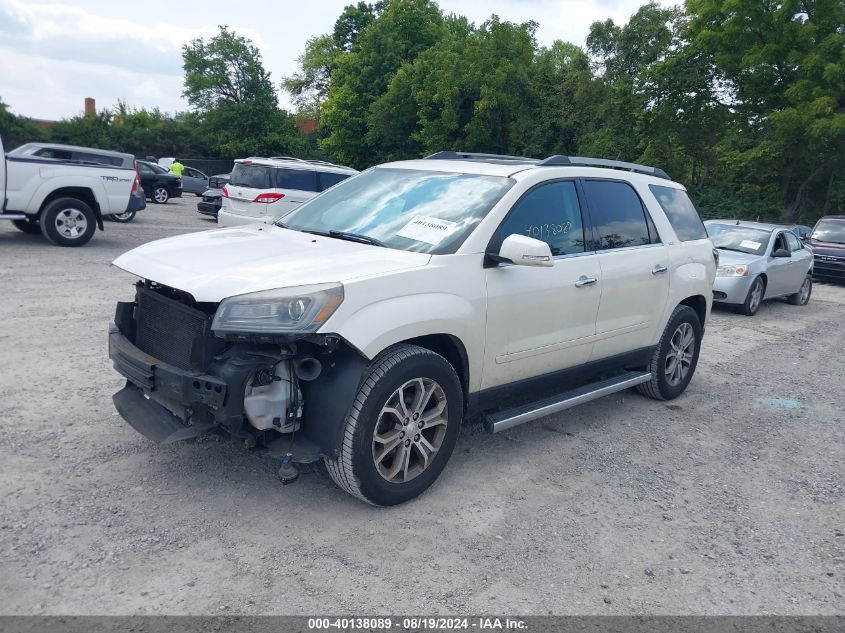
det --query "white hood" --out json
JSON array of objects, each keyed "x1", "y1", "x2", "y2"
[{"x1": 113, "y1": 224, "x2": 431, "y2": 302}]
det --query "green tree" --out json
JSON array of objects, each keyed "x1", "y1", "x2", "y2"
[
  {"x1": 319, "y1": 0, "x2": 447, "y2": 167},
  {"x1": 0, "y1": 99, "x2": 44, "y2": 149},
  {"x1": 688, "y1": 0, "x2": 845, "y2": 221},
  {"x1": 182, "y1": 26, "x2": 277, "y2": 110},
  {"x1": 183, "y1": 25, "x2": 304, "y2": 159}
]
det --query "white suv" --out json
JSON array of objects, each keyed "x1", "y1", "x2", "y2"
[
  {"x1": 109, "y1": 152, "x2": 716, "y2": 505},
  {"x1": 218, "y1": 156, "x2": 358, "y2": 226}
]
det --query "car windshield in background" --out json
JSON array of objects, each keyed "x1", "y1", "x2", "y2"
[
  {"x1": 707, "y1": 224, "x2": 771, "y2": 256},
  {"x1": 230, "y1": 164, "x2": 272, "y2": 189},
  {"x1": 278, "y1": 167, "x2": 513, "y2": 255},
  {"x1": 811, "y1": 220, "x2": 845, "y2": 244}
]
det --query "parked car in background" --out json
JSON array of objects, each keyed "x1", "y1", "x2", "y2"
[
  {"x1": 1, "y1": 137, "x2": 143, "y2": 246},
  {"x1": 807, "y1": 215, "x2": 845, "y2": 281},
  {"x1": 181, "y1": 166, "x2": 210, "y2": 195},
  {"x1": 218, "y1": 157, "x2": 358, "y2": 226},
  {"x1": 705, "y1": 220, "x2": 813, "y2": 315},
  {"x1": 106, "y1": 186, "x2": 146, "y2": 223},
  {"x1": 197, "y1": 188, "x2": 222, "y2": 217},
  {"x1": 209, "y1": 173, "x2": 230, "y2": 189},
  {"x1": 789, "y1": 224, "x2": 813, "y2": 241},
  {"x1": 136, "y1": 160, "x2": 182, "y2": 204}
]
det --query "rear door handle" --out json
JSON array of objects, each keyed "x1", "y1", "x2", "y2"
[
  {"x1": 575, "y1": 276, "x2": 597, "y2": 287},
  {"x1": 652, "y1": 264, "x2": 668, "y2": 275}
]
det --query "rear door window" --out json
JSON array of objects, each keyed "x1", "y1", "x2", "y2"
[
  {"x1": 318, "y1": 171, "x2": 352, "y2": 191},
  {"x1": 649, "y1": 185, "x2": 707, "y2": 241},
  {"x1": 275, "y1": 168, "x2": 318, "y2": 192},
  {"x1": 582, "y1": 180, "x2": 657, "y2": 250},
  {"x1": 230, "y1": 164, "x2": 272, "y2": 189}
]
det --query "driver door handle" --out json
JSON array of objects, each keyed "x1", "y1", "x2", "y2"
[
  {"x1": 575, "y1": 276, "x2": 597, "y2": 287},
  {"x1": 652, "y1": 264, "x2": 668, "y2": 275}
]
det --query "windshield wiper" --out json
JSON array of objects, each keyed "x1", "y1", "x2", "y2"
[
  {"x1": 279, "y1": 226, "x2": 386, "y2": 247},
  {"x1": 327, "y1": 230, "x2": 386, "y2": 247},
  {"x1": 716, "y1": 246, "x2": 749, "y2": 253}
]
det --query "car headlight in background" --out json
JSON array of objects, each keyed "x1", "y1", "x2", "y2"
[
  {"x1": 716, "y1": 264, "x2": 750, "y2": 277},
  {"x1": 211, "y1": 283, "x2": 344, "y2": 334}
]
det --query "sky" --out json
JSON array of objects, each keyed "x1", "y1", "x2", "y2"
[{"x1": 0, "y1": 0, "x2": 671, "y2": 121}]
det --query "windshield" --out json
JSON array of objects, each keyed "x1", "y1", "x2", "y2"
[
  {"x1": 707, "y1": 224, "x2": 770, "y2": 256},
  {"x1": 811, "y1": 219, "x2": 845, "y2": 244},
  {"x1": 278, "y1": 167, "x2": 513, "y2": 254}
]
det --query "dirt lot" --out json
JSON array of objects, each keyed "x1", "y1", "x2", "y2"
[{"x1": 1, "y1": 197, "x2": 843, "y2": 615}]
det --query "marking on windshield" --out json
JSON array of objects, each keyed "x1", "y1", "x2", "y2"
[
  {"x1": 397, "y1": 215, "x2": 458, "y2": 245},
  {"x1": 739, "y1": 240, "x2": 762, "y2": 250}
]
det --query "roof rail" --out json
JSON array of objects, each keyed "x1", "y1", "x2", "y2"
[
  {"x1": 425, "y1": 151, "x2": 536, "y2": 162},
  {"x1": 538, "y1": 155, "x2": 671, "y2": 180}
]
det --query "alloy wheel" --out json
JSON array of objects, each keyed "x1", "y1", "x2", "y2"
[
  {"x1": 55, "y1": 208, "x2": 88, "y2": 239},
  {"x1": 664, "y1": 322, "x2": 695, "y2": 386},
  {"x1": 372, "y1": 377, "x2": 448, "y2": 483},
  {"x1": 749, "y1": 280, "x2": 763, "y2": 313}
]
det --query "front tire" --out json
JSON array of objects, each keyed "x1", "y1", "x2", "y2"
[
  {"x1": 637, "y1": 305, "x2": 702, "y2": 401},
  {"x1": 739, "y1": 276, "x2": 765, "y2": 316},
  {"x1": 324, "y1": 344, "x2": 463, "y2": 506},
  {"x1": 12, "y1": 219, "x2": 42, "y2": 234},
  {"x1": 152, "y1": 186, "x2": 169, "y2": 204},
  {"x1": 39, "y1": 198, "x2": 96, "y2": 247},
  {"x1": 787, "y1": 275, "x2": 812, "y2": 305}
]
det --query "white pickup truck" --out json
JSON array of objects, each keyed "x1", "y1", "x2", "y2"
[{"x1": 0, "y1": 138, "x2": 145, "y2": 246}]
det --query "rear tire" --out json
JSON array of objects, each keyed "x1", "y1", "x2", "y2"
[
  {"x1": 107, "y1": 210, "x2": 136, "y2": 223},
  {"x1": 787, "y1": 275, "x2": 812, "y2": 305},
  {"x1": 39, "y1": 197, "x2": 96, "y2": 247},
  {"x1": 324, "y1": 344, "x2": 463, "y2": 506},
  {"x1": 152, "y1": 186, "x2": 169, "y2": 204},
  {"x1": 739, "y1": 277, "x2": 765, "y2": 316},
  {"x1": 12, "y1": 219, "x2": 42, "y2": 234},
  {"x1": 636, "y1": 305, "x2": 702, "y2": 401}
]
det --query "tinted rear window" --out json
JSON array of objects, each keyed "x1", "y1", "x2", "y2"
[
  {"x1": 583, "y1": 180, "x2": 657, "y2": 250},
  {"x1": 319, "y1": 171, "x2": 352, "y2": 191},
  {"x1": 649, "y1": 185, "x2": 707, "y2": 241},
  {"x1": 230, "y1": 164, "x2": 272, "y2": 189},
  {"x1": 275, "y1": 168, "x2": 318, "y2": 192}
]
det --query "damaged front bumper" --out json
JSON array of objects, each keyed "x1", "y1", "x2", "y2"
[{"x1": 108, "y1": 284, "x2": 369, "y2": 461}]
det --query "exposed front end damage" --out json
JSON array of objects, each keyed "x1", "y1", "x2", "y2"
[{"x1": 109, "y1": 281, "x2": 368, "y2": 462}]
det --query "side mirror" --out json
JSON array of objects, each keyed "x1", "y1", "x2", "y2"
[
  {"x1": 772, "y1": 248, "x2": 791, "y2": 258},
  {"x1": 492, "y1": 234, "x2": 554, "y2": 267}
]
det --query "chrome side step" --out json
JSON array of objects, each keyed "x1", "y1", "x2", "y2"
[
  {"x1": 484, "y1": 370, "x2": 652, "y2": 433},
  {"x1": 0, "y1": 212, "x2": 28, "y2": 221}
]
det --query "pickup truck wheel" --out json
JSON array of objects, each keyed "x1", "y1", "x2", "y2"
[
  {"x1": 152, "y1": 187, "x2": 169, "y2": 204},
  {"x1": 636, "y1": 305, "x2": 702, "y2": 401},
  {"x1": 39, "y1": 198, "x2": 96, "y2": 247},
  {"x1": 324, "y1": 344, "x2": 463, "y2": 506},
  {"x1": 12, "y1": 219, "x2": 42, "y2": 234},
  {"x1": 107, "y1": 210, "x2": 136, "y2": 223}
]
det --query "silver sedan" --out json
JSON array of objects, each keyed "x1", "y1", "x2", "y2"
[{"x1": 705, "y1": 221, "x2": 814, "y2": 316}]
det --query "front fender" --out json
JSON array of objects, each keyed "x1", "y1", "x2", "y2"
[{"x1": 328, "y1": 292, "x2": 483, "y2": 391}]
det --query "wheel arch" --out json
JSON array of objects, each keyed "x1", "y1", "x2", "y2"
[
  {"x1": 39, "y1": 187, "x2": 104, "y2": 230},
  {"x1": 679, "y1": 294, "x2": 708, "y2": 327},
  {"x1": 397, "y1": 334, "x2": 470, "y2": 406}
]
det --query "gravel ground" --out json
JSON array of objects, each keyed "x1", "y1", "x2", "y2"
[{"x1": 0, "y1": 197, "x2": 843, "y2": 616}]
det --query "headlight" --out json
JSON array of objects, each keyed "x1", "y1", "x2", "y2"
[
  {"x1": 211, "y1": 283, "x2": 343, "y2": 334},
  {"x1": 716, "y1": 264, "x2": 750, "y2": 277}
]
